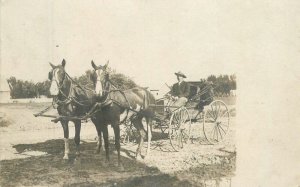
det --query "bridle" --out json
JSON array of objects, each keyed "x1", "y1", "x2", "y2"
[
  {"x1": 93, "y1": 68, "x2": 112, "y2": 101},
  {"x1": 92, "y1": 68, "x2": 131, "y2": 109},
  {"x1": 51, "y1": 68, "x2": 91, "y2": 107},
  {"x1": 50, "y1": 69, "x2": 67, "y2": 90}
]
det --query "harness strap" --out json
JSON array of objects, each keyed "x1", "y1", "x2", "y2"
[{"x1": 54, "y1": 72, "x2": 92, "y2": 107}]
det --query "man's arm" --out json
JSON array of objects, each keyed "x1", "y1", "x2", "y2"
[{"x1": 170, "y1": 84, "x2": 176, "y2": 96}]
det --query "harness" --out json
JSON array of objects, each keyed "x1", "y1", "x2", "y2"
[
  {"x1": 35, "y1": 68, "x2": 145, "y2": 123},
  {"x1": 91, "y1": 76, "x2": 133, "y2": 123},
  {"x1": 90, "y1": 70, "x2": 154, "y2": 122},
  {"x1": 52, "y1": 72, "x2": 93, "y2": 108}
]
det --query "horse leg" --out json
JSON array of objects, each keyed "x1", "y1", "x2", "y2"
[
  {"x1": 145, "y1": 118, "x2": 153, "y2": 158},
  {"x1": 74, "y1": 120, "x2": 81, "y2": 157},
  {"x1": 132, "y1": 115, "x2": 145, "y2": 160},
  {"x1": 61, "y1": 120, "x2": 70, "y2": 160},
  {"x1": 94, "y1": 122, "x2": 102, "y2": 154},
  {"x1": 112, "y1": 123, "x2": 124, "y2": 171},
  {"x1": 101, "y1": 124, "x2": 110, "y2": 164}
]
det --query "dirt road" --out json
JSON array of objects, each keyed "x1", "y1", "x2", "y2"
[{"x1": 0, "y1": 103, "x2": 235, "y2": 187}]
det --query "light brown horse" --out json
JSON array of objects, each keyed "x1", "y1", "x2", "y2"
[
  {"x1": 48, "y1": 59, "x2": 97, "y2": 160},
  {"x1": 90, "y1": 61, "x2": 156, "y2": 165}
]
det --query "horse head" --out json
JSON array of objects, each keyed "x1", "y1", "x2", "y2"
[
  {"x1": 48, "y1": 59, "x2": 67, "y2": 96},
  {"x1": 90, "y1": 60, "x2": 109, "y2": 97}
]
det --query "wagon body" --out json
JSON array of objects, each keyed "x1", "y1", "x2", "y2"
[{"x1": 146, "y1": 82, "x2": 231, "y2": 151}]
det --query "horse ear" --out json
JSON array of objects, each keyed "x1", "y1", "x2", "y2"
[
  {"x1": 49, "y1": 62, "x2": 55, "y2": 69},
  {"x1": 62, "y1": 59, "x2": 66, "y2": 67},
  {"x1": 91, "y1": 60, "x2": 97, "y2": 70},
  {"x1": 104, "y1": 60, "x2": 109, "y2": 69}
]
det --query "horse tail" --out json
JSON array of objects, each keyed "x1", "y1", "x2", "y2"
[{"x1": 142, "y1": 88, "x2": 155, "y2": 118}]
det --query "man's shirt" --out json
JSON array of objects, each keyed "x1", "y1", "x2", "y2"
[{"x1": 171, "y1": 81, "x2": 190, "y2": 98}]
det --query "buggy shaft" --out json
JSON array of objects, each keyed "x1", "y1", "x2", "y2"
[{"x1": 34, "y1": 114, "x2": 89, "y2": 121}]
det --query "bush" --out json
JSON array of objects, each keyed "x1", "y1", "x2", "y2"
[{"x1": 74, "y1": 70, "x2": 138, "y2": 91}]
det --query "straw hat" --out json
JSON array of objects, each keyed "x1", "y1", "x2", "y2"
[{"x1": 175, "y1": 71, "x2": 187, "y2": 78}]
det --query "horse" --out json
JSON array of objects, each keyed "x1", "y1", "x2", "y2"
[
  {"x1": 90, "y1": 61, "x2": 156, "y2": 165},
  {"x1": 48, "y1": 59, "x2": 98, "y2": 160}
]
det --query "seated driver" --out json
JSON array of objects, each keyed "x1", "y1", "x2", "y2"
[{"x1": 168, "y1": 71, "x2": 190, "y2": 109}]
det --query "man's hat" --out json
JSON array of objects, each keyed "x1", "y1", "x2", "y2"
[{"x1": 175, "y1": 71, "x2": 187, "y2": 78}]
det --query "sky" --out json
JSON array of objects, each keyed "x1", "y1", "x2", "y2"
[{"x1": 1, "y1": 0, "x2": 239, "y2": 94}]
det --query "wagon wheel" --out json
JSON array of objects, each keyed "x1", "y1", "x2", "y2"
[
  {"x1": 155, "y1": 117, "x2": 169, "y2": 134},
  {"x1": 203, "y1": 100, "x2": 230, "y2": 144},
  {"x1": 169, "y1": 107, "x2": 191, "y2": 151}
]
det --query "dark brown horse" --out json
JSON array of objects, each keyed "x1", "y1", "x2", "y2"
[
  {"x1": 90, "y1": 61, "x2": 156, "y2": 166},
  {"x1": 48, "y1": 59, "x2": 97, "y2": 160}
]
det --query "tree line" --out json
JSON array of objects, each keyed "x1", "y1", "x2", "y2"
[
  {"x1": 7, "y1": 69, "x2": 138, "y2": 99},
  {"x1": 204, "y1": 74, "x2": 236, "y2": 96},
  {"x1": 7, "y1": 72, "x2": 236, "y2": 99},
  {"x1": 7, "y1": 77, "x2": 51, "y2": 99}
]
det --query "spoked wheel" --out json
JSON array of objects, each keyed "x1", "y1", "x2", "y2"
[
  {"x1": 169, "y1": 107, "x2": 191, "y2": 151},
  {"x1": 158, "y1": 118, "x2": 169, "y2": 134},
  {"x1": 203, "y1": 100, "x2": 230, "y2": 144}
]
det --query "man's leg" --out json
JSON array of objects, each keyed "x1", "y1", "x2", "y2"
[{"x1": 171, "y1": 97, "x2": 188, "y2": 112}]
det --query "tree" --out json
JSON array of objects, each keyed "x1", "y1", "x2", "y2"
[
  {"x1": 207, "y1": 75, "x2": 217, "y2": 84},
  {"x1": 73, "y1": 70, "x2": 94, "y2": 90},
  {"x1": 204, "y1": 74, "x2": 236, "y2": 97},
  {"x1": 7, "y1": 67, "x2": 138, "y2": 98},
  {"x1": 7, "y1": 77, "x2": 23, "y2": 98},
  {"x1": 105, "y1": 67, "x2": 138, "y2": 89},
  {"x1": 229, "y1": 74, "x2": 236, "y2": 90},
  {"x1": 22, "y1": 81, "x2": 36, "y2": 98},
  {"x1": 7, "y1": 76, "x2": 50, "y2": 98},
  {"x1": 36, "y1": 80, "x2": 51, "y2": 97},
  {"x1": 74, "y1": 69, "x2": 138, "y2": 90},
  {"x1": 110, "y1": 73, "x2": 137, "y2": 90}
]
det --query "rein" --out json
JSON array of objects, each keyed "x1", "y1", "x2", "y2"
[
  {"x1": 98, "y1": 73, "x2": 133, "y2": 109},
  {"x1": 54, "y1": 72, "x2": 92, "y2": 107}
]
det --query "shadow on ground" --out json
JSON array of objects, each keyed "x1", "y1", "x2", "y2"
[{"x1": 1, "y1": 139, "x2": 235, "y2": 187}]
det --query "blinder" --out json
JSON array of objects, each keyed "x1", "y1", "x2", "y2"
[
  {"x1": 90, "y1": 71, "x2": 97, "y2": 83},
  {"x1": 49, "y1": 68, "x2": 66, "y2": 86},
  {"x1": 48, "y1": 71, "x2": 53, "y2": 80}
]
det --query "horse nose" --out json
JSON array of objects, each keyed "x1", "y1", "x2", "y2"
[
  {"x1": 50, "y1": 81, "x2": 59, "y2": 95},
  {"x1": 95, "y1": 82, "x2": 103, "y2": 97}
]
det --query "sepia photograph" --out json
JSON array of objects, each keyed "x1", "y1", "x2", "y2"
[{"x1": 1, "y1": 0, "x2": 300, "y2": 187}]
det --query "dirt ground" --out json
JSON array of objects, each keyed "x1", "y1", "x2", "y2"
[{"x1": 0, "y1": 103, "x2": 236, "y2": 187}]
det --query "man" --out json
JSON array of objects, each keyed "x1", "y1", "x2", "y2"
[{"x1": 169, "y1": 71, "x2": 190, "y2": 108}]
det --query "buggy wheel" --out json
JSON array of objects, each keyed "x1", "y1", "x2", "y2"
[
  {"x1": 169, "y1": 107, "x2": 191, "y2": 151},
  {"x1": 156, "y1": 118, "x2": 169, "y2": 134},
  {"x1": 203, "y1": 100, "x2": 230, "y2": 144}
]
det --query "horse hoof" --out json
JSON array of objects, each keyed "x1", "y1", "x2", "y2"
[
  {"x1": 135, "y1": 155, "x2": 143, "y2": 161},
  {"x1": 118, "y1": 164, "x2": 125, "y2": 172},
  {"x1": 63, "y1": 155, "x2": 69, "y2": 160},
  {"x1": 94, "y1": 149, "x2": 100, "y2": 154}
]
